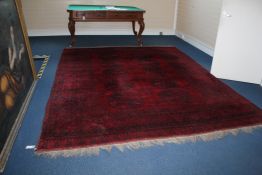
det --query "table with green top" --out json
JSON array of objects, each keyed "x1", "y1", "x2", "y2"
[{"x1": 67, "y1": 5, "x2": 146, "y2": 47}]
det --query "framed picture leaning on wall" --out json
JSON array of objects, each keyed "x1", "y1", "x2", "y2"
[{"x1": 0, "y1": 0, "x2": 36, "y2": 172}]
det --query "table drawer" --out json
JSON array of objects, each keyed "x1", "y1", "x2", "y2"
[
  {"x1": 73, "y1": 11, "x2": 107, "y2": 20},
  {"x1": 107, "y1": 12, "x2": 139, "y2": 19}
]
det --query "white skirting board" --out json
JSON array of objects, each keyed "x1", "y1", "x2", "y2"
[
  {"x1": 28, "y1": 28, "x2": 176, "y2": 37},
  {"x1": 175, "y1": 31, "x2": 214, "y2": 57}
]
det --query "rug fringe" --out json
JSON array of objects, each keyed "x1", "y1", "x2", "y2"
[{"x1": 36, "y1": 124, "x2": 262, "y2": 157}]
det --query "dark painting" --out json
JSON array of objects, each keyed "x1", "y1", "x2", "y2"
[{"x1": 0, "y1": 0, "x2": 35, "y2": 171}]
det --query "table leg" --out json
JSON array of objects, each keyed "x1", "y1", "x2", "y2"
[
  {"x1": 132, "y1": 21, "x2": 138, "y2": 36},
  {"x1": 68, "y1": 19, "x2": 76, "y2": 47},
  {"x1": 137, "y1": 20, "x2": 145, "y2": 47}
]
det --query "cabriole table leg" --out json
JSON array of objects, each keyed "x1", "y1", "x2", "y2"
[
  {"x1": 68, "y1": 19, "x2": 76, "y2": 47},
  {"x1": 137, "y1": 20, "x2": 145, "y2": 47}
]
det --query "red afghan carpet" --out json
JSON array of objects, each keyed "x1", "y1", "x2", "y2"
[{"x1": 37, "y1": 47, "x2": 262, "y2": 155}]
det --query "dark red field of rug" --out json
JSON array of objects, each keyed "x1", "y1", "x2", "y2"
[{"x1": 37, "y1": 47, "x2": 262, "y2": 152}]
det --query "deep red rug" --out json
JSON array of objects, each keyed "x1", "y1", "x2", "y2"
[{"x1": 37, "y1": 47, "x2": 262, "y2": 155}]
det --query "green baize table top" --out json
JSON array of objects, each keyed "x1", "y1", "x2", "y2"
[{"x1": 67, "y1": 5, "x2": 144, "y2": 12}]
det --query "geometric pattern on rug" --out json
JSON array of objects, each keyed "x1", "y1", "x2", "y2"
[{"x1": 36, "y1": 47, "x2": 262, "y2": 156}]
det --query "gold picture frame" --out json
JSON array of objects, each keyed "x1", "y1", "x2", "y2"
[{"x1": 0, "y1": 0, "x2": 37, "y2": 172}]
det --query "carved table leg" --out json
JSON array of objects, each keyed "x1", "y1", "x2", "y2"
[
  {"x1": 137, "y1": 19, "x2": 145, "y2": 47},
  {"x1": 68, "y1": 18, "x2": 76, "y2": 47},
  {"x1": 132, "y1": 21, "x2": 138, "y2": 36}
]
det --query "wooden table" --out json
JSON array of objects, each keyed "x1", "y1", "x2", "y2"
[{"x1": 67, "y1": 5, "x2": 145, "y2": 47}]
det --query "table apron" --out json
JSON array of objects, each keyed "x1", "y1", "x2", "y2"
[
  {"x1": 68, "y1": 11, "x2": 144, "y2": 21},
  {"x1": 72, "y1": 18, "x2": 143, "y2": 22}
]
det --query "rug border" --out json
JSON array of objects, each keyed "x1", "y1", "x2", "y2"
[{"x1": 35, "y1": 124, "x2": 262, "y2": 157}]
